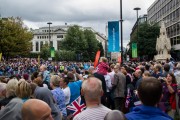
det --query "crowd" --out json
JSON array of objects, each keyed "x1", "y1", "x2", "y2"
[{"x1": 0, "y1": 57, "x2": 179, "y2": 120}]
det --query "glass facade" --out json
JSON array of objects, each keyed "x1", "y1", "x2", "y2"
[{"x1": 148, "y1": 0, "x2": 180, "y2": 48}]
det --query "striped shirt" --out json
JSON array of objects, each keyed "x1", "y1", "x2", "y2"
[{"x1": 73, "y1": 104, "x2": 111, "y2": 120}]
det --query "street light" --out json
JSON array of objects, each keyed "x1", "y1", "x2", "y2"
[
  {"x1": 47, "y1": 22, "x2": 52, "y2": 47},
  {"x1": 133, "y1": 7, "x2": 141, "y2": 43},
  {"x1": 120, "y1": 0, "x2": 123, "y2": 64}
]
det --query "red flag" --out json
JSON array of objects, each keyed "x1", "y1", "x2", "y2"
[{"x1": 94, "y1": 50, "x2": 101, "y2": 68}]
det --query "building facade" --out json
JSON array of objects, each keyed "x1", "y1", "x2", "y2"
[
  {"x1": 147, "y1": 0, "x2": 180, "y2": 51},
  {"x1": 31, "y1": 25, "x2": 107, "y2": 55}
]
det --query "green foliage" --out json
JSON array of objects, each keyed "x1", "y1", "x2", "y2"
[
  {"x1": 55, "y1": 50, "x2": 76, "y2": 61},
  {"x1": 61, "y1": 25, "x2": 104, "y2": 61},
  {"x1": 0, "y1": 17, "x2": 33, "y2": 59},
  {"x1": 129, "y1": 22, "x2": 160, "y2": 60},
  {"x1": 40, "y1": 43, "x2": 50, "y2": 60}
]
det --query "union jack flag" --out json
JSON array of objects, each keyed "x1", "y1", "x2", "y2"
[{"x1": 66, "y1": 96, "x2": 86, "y2": 116}]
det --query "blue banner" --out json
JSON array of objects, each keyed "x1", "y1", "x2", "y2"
[{"x1": 108, "y1": 21, "x2": 120, "y2": 52}]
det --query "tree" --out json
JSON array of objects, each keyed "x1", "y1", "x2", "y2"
[
  {"x1": 0, "y1": 17, "x2": 33, "y2": 59},
  {"x1": 40, "y1": 43, "x2": 50, "y2": 60},
  {"x1": 98, "y1": 42, "x2": 104, "y2": 57},
  {"x1": 129, "y1": 22, "x2": 160, "y2": 60},
  {"x1": 84, "y1": 29, "x2": 99, "y2": 61},
  {"x1": 61, "y1": 25, "x2": 87, "y2": 54}
]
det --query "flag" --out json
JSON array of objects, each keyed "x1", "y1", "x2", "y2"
[
  {"x1": 66, "y1": 96, "x2": 86, "y2": 116},
  {"x1": 132, "y1": 43, "x2": 137, "y2": 58},
  {"x1": 125, "y1": 88, "x2": 131, "y2": 108},
  {"x1": 94, "y1": 50, "x2": 101, "y2": 68}
]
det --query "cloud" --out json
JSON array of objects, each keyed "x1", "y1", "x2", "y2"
[{"x1": 1, "y1": 0, "x2": 155, "y2": 46}]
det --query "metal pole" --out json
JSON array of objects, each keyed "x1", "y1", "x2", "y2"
[
  {"x1": 47, "y1": 22, "x2": 52, "y2": 47},
  {"x1": 120, "y1": 0, "x2": 123, "y2": 64}
]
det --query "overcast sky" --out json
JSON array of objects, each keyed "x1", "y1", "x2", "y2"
[{"x1": 0, "y1": 0, "x2": 155, "y2": 47}]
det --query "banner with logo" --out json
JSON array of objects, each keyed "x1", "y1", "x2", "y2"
[
  {"x1": 132, "y1": 43, "x2": 137, "y2": 58},
  {"x1": 50, "y1": 47, "x2": 55, "y2": 58},
  {"x1": 108, "y1": 21, "x2": 120, "y2": 52}
]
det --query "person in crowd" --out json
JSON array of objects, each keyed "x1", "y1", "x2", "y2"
[
  {"x1": 104, "y1": 110, "x2": 126, "y2": 120},
  {"x1": 152, "y1": 64, "x2": 163, "y2": 78},
  {"x1": 22, "y1": 99, "x2": 53, "y2": 120},
  {"x1": 33, "y1": 84, "x2": 61, "y2": 120},
  {"x1": 142, "y1": 71, "x2": 151, "y2": 78},
  {"x1": 96, "y1": 57, "x2": 109, "y2": 75},
  {"x1": 112, "y1": 64, "x2": 126, "y2": 111},
  {"x1": 0, "y1": 78, "x2": 18, "y2": 108},
  {"x1": 125, "y1": 77, "x2": 173, "y2": 120},
  {"x1": 159, "y1": 73, "x2": 177, "y2": 119},
  {"x1": 15, "y1": 79, "x2": 31, "y2": 102},
  {"x1": 88, "y1": 66, "x2": 107, "y2": 106},
  {"x1": 73, "y1": 77, "x2": 111, "y2": 120},
  {"x1": 59, "y1": 76, "x2": 71, "y2": 106},
  {"x1": 134, "y1": 69, "x2": 143, "y2": 89},
  {"x1": 50, "y1": 75, "x2": 67, "y2": 118},
  {"x1": 39, "y1": 65, "x2": 51, "y2": 89},
  {"x1": 0, "y1": 97, "x2": 24, "y2": 120},
  {"x1": 67, "y1": 72, "x2": 84, "y2": 104},
  {"x1": 0, "y1": 83, "x2": 6, "y2": 100},
  {"x1": 162, "y1": 64, "x2": 170, "y2": 77}
]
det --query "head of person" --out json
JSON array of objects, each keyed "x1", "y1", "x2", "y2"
[
  {"x1": 50, "y1": 75, "x2": 60, "y2": 89},
  {"x1": 88, "y1": 66, "x2": 95, "y2": 74},
  {"x1": 154, "y1": 64, "x2": 162, "y2": 73},
  {"x1": 163, "y1": 63, "x2": 170, "y2": 72},
  {"x1": 0, "y1": 83, "x2": 6, "y2": 98},
  {"x1": 166, "y1": 72, "x2": 176, "y2": 84},
  {"x1": 138, "y1": 77, "x2": 162, "y2": 106},
  {"x1": 114, "y1": 65, "x2": 120, "y2": 73},
  {"x1": 121, "y1": 67, "x2": 127, "y2": 75},
  {"x1": 104, "y1": 110, "x2": 126, "y2": 120},
  {"x1": 40, "y1": 65, "x2": 47, "y2": 72},
  {"x1": 22, "y1": 99, "x2": 53, "y2": 120},
  {"x1": 6, "y1": 78, "x2": 18, "y2": 98},
  {"x1": 59, "y1": 77, "x2": 69, "y2": 89},
  {"x1": 16, "y1": 79, "x2": 31, "y2": 99},
  {"x1": 142, "y1": 71, "x2": 151, "y2": 78},
  {"x1": 176, "y1": 63, "x2": 180, "y2": 70},
  {"x1": 110, "y1": 64, "x2": 115, "y2": 72},
  {"x1": 99, "y1": 57, "x2": 108, "y2": 63},
  {"x1": 134, "y1": 69, "x2": 142, "y2": 78},
  {"x1": 81, "y1": 77, "x2": 103, "y2": 102},
  {"x1": 67, "y1": 72, "x2": 75, "y2": 82}
]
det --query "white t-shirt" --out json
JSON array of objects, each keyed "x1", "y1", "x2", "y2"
[
  {"x1": 62, "y1": 87, "x2": 71, "y2": 105},
  {"x1": 73, "y1": 104, "x2": 111, "y2": 120}
]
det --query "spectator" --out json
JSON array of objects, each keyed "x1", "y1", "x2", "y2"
[
  {"x1": 22, "y1": 99, "x2": 53, "y2": 120},
  {"x1": 73, "y1": 77, "x2": 111, "y2": 120},
  {"x1": 125, "y1": 77, "x2": 173, "y2": 120},
  {"x1": 104, "y1": 110, "x2": 126, "y2": 120}
]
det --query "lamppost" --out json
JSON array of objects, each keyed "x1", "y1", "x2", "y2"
[
  {"x1": 133, "y1": 7, "x2": 141, "y2": 43},
  {"x1": 120, "y1": 0, "x2": 123, "y2": 64},
  {"x1": 47, "y1": 22, "x2": 52, "y2": 47}
]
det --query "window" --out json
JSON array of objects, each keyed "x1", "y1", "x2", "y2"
[
  {"x1": 36, "y1": 42, "x2": 39, "y2": 51},
  {"x1": 50, "y1": 41, "x2": 53, "y2": 48},
  {"x1": 37, "y1": 36, "x2": 39, "y2": 39},
  {"x1": 40, "y1": 41, "x2": 43, "y2": 50},
  {"x1": 57, "y1": 35, "x2": 63, "y2": 38},
  {"x1": 57, "y1": 41, "x2": 62, "y2": 50}
]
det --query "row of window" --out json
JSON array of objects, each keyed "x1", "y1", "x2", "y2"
[
  {"x1": 148, "y1": 1, "x2": 179, "y2": 22},
  {"x1": 167, "y1": 22, "x2": 180, "y2": 38},
  {"x1": 42, "y1": 30, "x2": 53, "y2": 32},
  {"x1": 36, "y1": 35, "x2": 64, "y2": 39},
  {"x1": 170, "y1": 36, "x2": 180, "y2": 45},
  {"x1": 148, "y1": 0, "x2": 179, "y2": 16}
]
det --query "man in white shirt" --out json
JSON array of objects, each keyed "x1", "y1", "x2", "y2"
[{"x1": 73, "y1": 77, "x2": 111, "y2": 120}]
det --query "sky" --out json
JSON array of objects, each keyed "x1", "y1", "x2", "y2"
[{"x1": 0, "y1": 0, "x2": 155, "y2": 47}]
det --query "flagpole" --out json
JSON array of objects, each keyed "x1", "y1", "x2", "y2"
[{"x1": 120, "y1": 0, "x2": 123, "y2": 64}]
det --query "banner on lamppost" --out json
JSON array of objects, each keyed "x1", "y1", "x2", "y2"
[
  {"x1": 132, "y1": 43, "x2": 137, "y2": 58},
  {"x1": 108, "y1": 21, "x2": 120, "y2": 52},
  {"x1": 50, "y1": 47, "x2": 55, "y2": 58}
]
